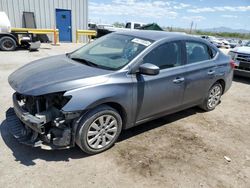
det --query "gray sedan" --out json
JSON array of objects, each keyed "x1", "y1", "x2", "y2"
[{"x1": 7, "y1": 31, "x2": 234, "y2": 154}]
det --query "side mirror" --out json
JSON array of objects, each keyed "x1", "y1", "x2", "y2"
[{"x1": 139, "y1": 63, "x2": 160, "y2": 76}]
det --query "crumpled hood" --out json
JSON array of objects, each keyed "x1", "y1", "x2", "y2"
[
  {"x1": 8, "y1": 54, "x2": 112, "y2": 96},
  {"x1": 233, "y1": 46, "x2": 250, "y2": 54}
]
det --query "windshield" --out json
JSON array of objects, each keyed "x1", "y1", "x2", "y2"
[{"x1": 70, "y1": 33, "x2": 152, "y2": 70}]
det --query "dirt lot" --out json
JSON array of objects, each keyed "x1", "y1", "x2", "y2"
[{"x1": 0, "y1": 44, "x2": 250, "y2": 188}]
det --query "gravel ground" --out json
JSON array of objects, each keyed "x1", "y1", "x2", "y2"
[{"x1": 0, "y1": 44, "x2": 250, "y2": 188}]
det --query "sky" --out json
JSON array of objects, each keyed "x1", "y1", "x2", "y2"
[{"x1": 89, "y1": 0, "x2": 250, "y2": 30}]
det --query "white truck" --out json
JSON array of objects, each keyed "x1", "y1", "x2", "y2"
[
  {"x1": 103, "y1": 22, "x2": 145, "y2": 31},
  {"x1": 0, "y1": 11, "x2": 40, "y2": 51},
  {"x1": 96, "y1": 21, "x2": 146, "y2": 38},
  {"x1": 125, "y1": 22, "x2": 145, "y2": 29},
  {"x1": 228, "y1": 41, "x2": 250, "y2": 78}
]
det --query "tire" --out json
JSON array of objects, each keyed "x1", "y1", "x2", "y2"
[
  {"x1": 0, "y1": 36, "x2": 17, "y2": 51},
  {"x1": 200, "y1": 82, "x2": 223, "y2": 111},
  {"x1": 75, "y1": 105, "x2": 122, "y2": 154}
]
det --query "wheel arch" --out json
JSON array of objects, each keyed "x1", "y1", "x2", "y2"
[
  {"x1": 83, "y1": 101, "x2": 128, "y2": 130},
  {"x1": 215, "y1": 79, "x2": 226, "y2": 94},
  {"x1": 72, "y1": 100, "x2": 129, "y2": 141},
  {"x1": 102, "y1": 102, "x2": 127, "y2": 129}
]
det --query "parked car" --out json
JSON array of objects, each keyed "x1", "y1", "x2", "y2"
[
  {"x1": 201, "y1": 36, "x2": 223, "y2": 48},
  {"x1": 218, "y1": 38, "x2": 230, "y2": 49},
  {"x1": 237, "y1": 40, "x2": 250, "y2": 47},
  {"x1": 228, "y1": 41, "x2": 250, "y2": 78},
  {"x1": 7, "y1": 31, "x2": 234, "y2": 154},
  {"x1": 227, "y1": 39, "x2": 239, "y2": 48}
]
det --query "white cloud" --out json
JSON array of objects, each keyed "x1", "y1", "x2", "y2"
[
  {"x1": 188, "y1": 6, "x2": 250, "y2": 13},
  {"x1": 182, "y1": 16, "x2": 206, "y2": 22},
  {"x1": 152, "y1": 1, "x2": 169, "y2": 7},
  {"x1": 173, "y1": 3, "x2": 191, "y2": 9},
  {"x1": 188, "y1": 7, "x2": 215, "y2": 13},
  {"x1": 221, "y1": 15, "x2": 238, "y2": 18},
  {"x1": 89, "y1": 0, "x2": 194, "y2": 20}
]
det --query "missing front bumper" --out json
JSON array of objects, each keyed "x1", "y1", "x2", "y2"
[
  {"x1": 12, "y1": 93, "x2": 47, "y2": 134},
  {"x1": 6, "y1": 108, "x2": 72, "y2": 150}
]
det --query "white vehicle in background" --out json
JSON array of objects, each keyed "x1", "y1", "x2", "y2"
[
  {"x1": 228, "y1": 41, "x2": 250, "y2": 78},
  {"x1": 218, "y1": 38, "x2": 230, "y2": 49},
  {"x1": 103, "y1": 22, "x2": 145, "y2": 31},
  {"x1": 0, "y1": 11, "x2": 40, "y2": 51},
  {"x1": 125, "y1": 22, "x2": 145, "y2": 29},
  {"x1": 88, "y1": 21, "x2": 145, "y2": 31},
  {"x1": 96, "y1": 24, "x2": 114, "y2": 30},
  {"x1": 96, "y1": 21, "x2": 146, "y2": 38},
  {"x1": 227, "y1": 39, "x2": 240, "y2": 48},
  {"x1": 0, "y1": 11, "x2": 11, "y2": 33},
  {"x1": 201, "y1": 35, "x2": 223, "y2": 48}
]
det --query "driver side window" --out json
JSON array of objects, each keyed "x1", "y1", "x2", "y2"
[{"x1": 143, "y1": 42, "x2": 182, "y2": 70}]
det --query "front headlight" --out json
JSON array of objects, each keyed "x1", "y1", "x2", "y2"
[{"x1": 228, "y1": 51, "x2": 237, "y2": 60}]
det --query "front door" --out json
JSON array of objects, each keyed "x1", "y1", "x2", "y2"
[
  {"x1": 56, "y1": 9, "x2": 72, "y2": 42},
  {"x1": 136, "y1": 41, "x2": 185, "y2": 121}
]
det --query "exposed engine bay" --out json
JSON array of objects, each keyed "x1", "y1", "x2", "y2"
[{"x1": 7, "y1": 92, "x2": 81, "y2": 149}]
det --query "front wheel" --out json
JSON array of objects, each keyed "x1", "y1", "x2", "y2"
[
  {"x1": 200, "y1": 83, "x2": 223, "y2": 111},
  {"x1": 76, "y1": 105, "x2": 122, "y2": 154}
]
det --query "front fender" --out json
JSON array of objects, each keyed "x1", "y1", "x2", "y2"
[
  {"x1": 63, "y1": 84, "x2": 131, "y2": 110},
  {"x1": 62, "y1": 80, "x2": 134, "y2": 128}
]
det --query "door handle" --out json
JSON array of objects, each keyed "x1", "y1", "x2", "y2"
[
  {"x1": 208, "y1": 70, "x2": 215, "y2": 75},
  {"x1": 173, "y1": 77, "x2": 185, "y2": 84}
]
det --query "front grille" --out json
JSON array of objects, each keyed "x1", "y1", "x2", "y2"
[{"x1": 235, "y1": 53, "x2": 250, "y2": 71}]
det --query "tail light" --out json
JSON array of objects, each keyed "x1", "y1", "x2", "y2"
[{"x1": 230, "y1": 60, "x2": 237, "y2": 69}]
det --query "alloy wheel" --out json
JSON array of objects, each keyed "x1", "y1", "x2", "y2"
[
  {"x1": 86, "y1": 115, "x2": 118, "y2": 149},
  {"x1": 207, "y1": 85, "x2": 222, "y2": 109}
]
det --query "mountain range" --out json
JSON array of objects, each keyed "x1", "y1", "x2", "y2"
[{"x1": 203, "y1": 27, "x2": 250, "y2": 34}]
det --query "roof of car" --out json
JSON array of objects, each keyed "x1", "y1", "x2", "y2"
[{"x1": 116, "y1": 30, "x2": 195, "y2": 41}]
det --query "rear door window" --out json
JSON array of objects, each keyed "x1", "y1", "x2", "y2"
[{"x1": 185, "y1": 42, "x2": 215, "y2": 64}]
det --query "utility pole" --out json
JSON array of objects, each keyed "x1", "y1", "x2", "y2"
[{"x1": 189, "y1": 21, "x2": 194, "y2": 34}]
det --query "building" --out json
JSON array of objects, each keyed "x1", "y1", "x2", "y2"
[{"x1": 0, "y1": 0, "x2": 88, "y2": 42}]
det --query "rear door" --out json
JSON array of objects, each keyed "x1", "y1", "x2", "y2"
[{"x1": 182, "y1": 41, "x2": 218, "y2": 105}]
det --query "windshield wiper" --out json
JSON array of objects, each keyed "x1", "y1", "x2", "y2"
[
  {"x1": 70, "y1": 57, "x2": 99, "y2": 68},
  {"x1": 70, "y1": 57, "x2": 116, "y2": 70}
]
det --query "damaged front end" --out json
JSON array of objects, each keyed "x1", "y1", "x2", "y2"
[{"x1": 6, "y1": 92, "x2": 81, "y2": 149}]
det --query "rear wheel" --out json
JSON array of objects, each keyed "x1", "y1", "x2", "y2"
[
  {"x1": 0, "y1": 36, "x2": 17, "y2": 51},
  {"x1": 76, "y1": 105, "x2": 122, "y2": 154},
  {"x1": 200, "y1": 82, "x2": 223, "y2": 111}
]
